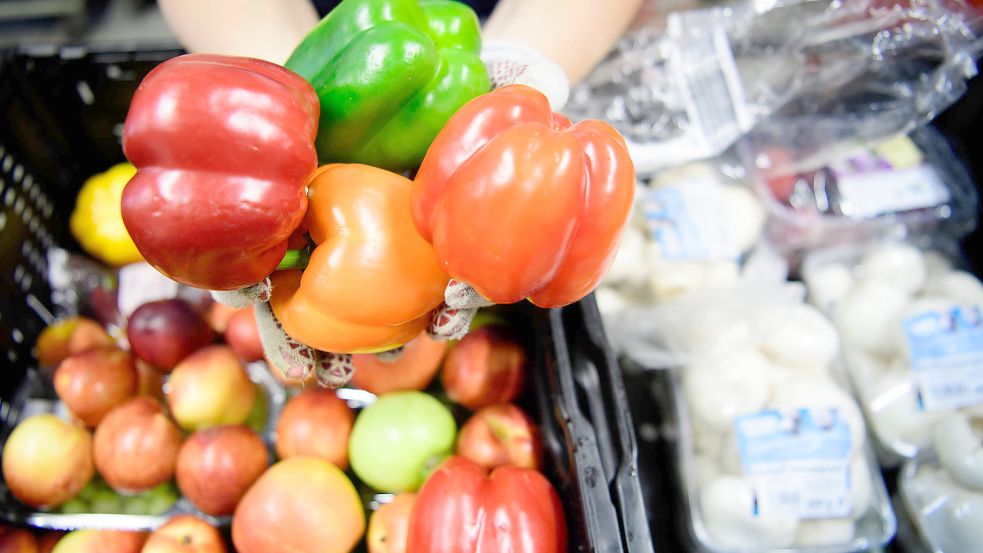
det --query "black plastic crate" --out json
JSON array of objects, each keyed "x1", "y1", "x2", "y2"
[{"x1": 0, "y1": 45, "x2": 652, "y2": 552}]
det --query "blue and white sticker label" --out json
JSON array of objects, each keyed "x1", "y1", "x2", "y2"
[
  {"x1": 642, "y1": 181, "x2": 736, "y2": 261},
  {"x1": 905, "y1": 306, "x2": 983, "y2": 411},
  {"x1": 735, "y1": 408, "x2": 853, "y2": 519}
]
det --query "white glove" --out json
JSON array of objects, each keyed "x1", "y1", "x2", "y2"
[
  {"x1": 481, "y1": 39, "x2": 570, "y2": 111},
  {"x1": 210, "y1": 283, "x2": 353, "y2": 388}
]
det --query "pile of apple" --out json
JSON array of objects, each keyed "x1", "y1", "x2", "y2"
[{"x1": 2, "y1": 288, "x2": 542, "y2": 552}]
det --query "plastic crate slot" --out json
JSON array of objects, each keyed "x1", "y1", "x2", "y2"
[{"x1": 530, "y1": 308, "x2": 574, "y2": 481}]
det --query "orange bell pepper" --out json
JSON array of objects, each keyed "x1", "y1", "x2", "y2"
[
  {"x1": 411, "y1": 84, "x2": 635, "y2": 308},
  {"x1": 270, "y1": 165, "x2": 449, "y2": 353}
]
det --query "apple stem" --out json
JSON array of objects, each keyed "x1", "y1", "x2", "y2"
[{"x1": 276, "y1": 249, "x2": 310, "y2": 271}]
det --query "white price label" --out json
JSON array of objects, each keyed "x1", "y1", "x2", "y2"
[
  {"x1": 735, "y1": 408, "x2": 853, "y2": 519},
  {"x1": 642, "y1": 180, "x2": 737, "y2": 261},
  {"x1": 836, "y1": 161, "x2": 949, "y2": 219},
  {"x1": 905, "y1": 306, "x2": 983, "y2": 411}
]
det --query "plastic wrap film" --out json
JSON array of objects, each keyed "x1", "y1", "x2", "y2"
[
  {"x1": 566, "y1": 0, "x2": 983, "y2": 175},
  {"x1": 595, "y1": 158, "x2": 780, "y2": 324},
  {"x1": 751, "y1": 126, "x2": 978, "y2": 258}
]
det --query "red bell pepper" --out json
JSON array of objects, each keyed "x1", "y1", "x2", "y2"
[
  {"x1": 406, "y1": 456, "x2": 567, "y2": 553},
  {"x1": 122, "y1": 54, "x2": 319, "y2": 290},
  {"x1": 411, "y1": 84, "x2": 635, "y2": 308}
]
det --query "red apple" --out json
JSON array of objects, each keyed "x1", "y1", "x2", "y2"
[
  {"x1": 352, "y1": 333, "x2": 446, "y2": 395},
  {"x1": 2, "y1": 414, "x2": 93, "y2": 508},
  {"x1": 54, "y1": 347, "x2": 138, "y2": 427},
  {"x1": 176, "y1": 426, "x2": 269, "y2": 516},
  {"x1": 127, "y1": 299, "x2": 215, "y2": 372},
  {"x1": 232, "y1": 458, "x2": 365, "y2": 553},
  {"x1": 441, "y1": 326, "x2": 526, "y2": 410},
  {"x1": 166, "y1": 345, "x2": 256, "y2": 431},
  {"x1": 142, "y1": 515, "x2": 227, "y2": 553},
  {"x1": 204, "y1": 302, "x2": 238, "y2": 335},
  {"x1": 0, "y1": 526, "x2": 38, "y2": 553},
  {"x1": 37, "y1": 533, "x2": 62, "y2": 553},
  {"x1": 224, "y1": 308, "x2": 263, "y2": 362},
  {"x1": 275, "y1": 390, "x2": 353, "y2": 468},
  {"x1": 50, "y1": 530, "x2": 145, "y2": 553},
  {"x1": 135, "y1": 359, "x2": 165, "y2": 401},
  {"x1": 93, "y1": 397, "x2": 182, "y2": 492},
  {"x1": 457, "y1": 404, "x2": 541, "y2": 470},
  {"x1": 367, "y1": 493, "x2": 416, "y2": 553},
  {"x1": 36, "y1": 317, "x2": 113, "y2": 369}
]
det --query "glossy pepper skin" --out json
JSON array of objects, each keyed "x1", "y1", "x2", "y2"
[
  {"x1": 70, "y1": 163, "x2": 143, "y2": 266},
  {"x1": 412, "y1": 84, "x2": 636, "y2": 308},
  {"x1": 406, "y1": 456, "x2": 567, "y2": 553},
  {"x1": 122, "y1": 54, "x2": 319, "y2": 291},
  {"x1": 269, "y1": 164, "x2": 448, "y2": 354},
  {"x1": 284, "y1": 0, "x2": 490, "y2": 172}
]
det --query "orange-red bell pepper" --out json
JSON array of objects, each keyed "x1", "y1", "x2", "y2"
[
  {"x1": 270, "y1": 165, "x2": 449, "y2": 353},
  {"x1": 411, "y1": 84, "x2": 635, "y2": 308}
]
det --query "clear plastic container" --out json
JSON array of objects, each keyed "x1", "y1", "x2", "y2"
[
  {"x1": 802, "y1": 238, "x2": 983, "y2": 466},
  {"x1": 612, "y1": 278, "x2": 897, "y2": 551},
  {"x1": 748, "y1": 127, "x2": 978, "y2": 260},
  {"x1": 899, "y1": 455, "x2": 983, "y2": 553},
  {"x1": 669, "y1": 367, "x2": 897, "y2": 552}
]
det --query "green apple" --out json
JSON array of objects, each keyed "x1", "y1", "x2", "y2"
[{"x1": 349, "y1": 391, "x2": 456, "y2": 493}]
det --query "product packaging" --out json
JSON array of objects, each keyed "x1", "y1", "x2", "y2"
[
  {"x1": 567, "y1": 0, "x2": 982, "y2": 176},
  {"x1": 803, "y1": 238, "x2": 983, "y2": 465}
]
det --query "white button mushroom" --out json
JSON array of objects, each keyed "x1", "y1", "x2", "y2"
[
  {"x1": 648, "y1": 258, "x2": 741, "y2": 301},
  {"x1": 806, "y1": 261, "x2": 855, "y2": 312},
  {"x1": 835, "y1": 279, "x2": 911, "y2": 358},
  {"x1": 849, "y1": 454, "x2": 874, "y2": 519},
  {"x1": 603, "y1": 223, "x2": 650, "y2": 287},
  {"x1": 693, "y1": 453, "x2": 722, "y2": 488},
  {"x1": 923, "y1": 250, "x2": 954, "y2": 282},
  {"x1": 924, "y1": 270, "x2": 983, "y2": 305},
  {"x1": 859, "y1": 242, "x2": 927, "y2": 295},
  {"x1": 700, "y1": 475, "x2": 799, "y2": 549},
  {"x1": 684, "y1": 350, "x2": 774, "y2": 434},
  {"x1": 691, "y1": 423, "x2": 726, "y2": 459},
  {"x1": 941, "y1": 485, "x2": 983, "y2": 551},
  {"x1": 759, "y1": 303, "x2": 841, "y2": 371},
  {"x1": 794, "y1": 519, "x2": 856, "y2": 547},
  {"x1": 719, "y1": 184, "x2": 766, "y2": 255},
  {"x1": 862, "y1": 369, "x2": 945, "y2": 459},
  {"x1": 934, "y1": 412, "x2": 983, "y2": 492}
]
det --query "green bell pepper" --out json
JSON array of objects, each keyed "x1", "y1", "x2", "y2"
[{"x1": 285, "y1": 0, "x2": 490, "y2": 172}]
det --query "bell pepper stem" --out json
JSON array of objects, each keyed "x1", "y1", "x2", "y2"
[{"x1": 276, "y1": 249, "x2": 310, "y2": 271}]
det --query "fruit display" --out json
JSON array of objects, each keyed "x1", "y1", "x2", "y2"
[{"x1": 1, "y1": 271, "x2": 570, "y2": 552}]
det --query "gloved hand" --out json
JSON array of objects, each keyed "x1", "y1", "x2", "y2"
[
  {"x1": 481, "y1": 39, "x2": 570, "y2": 111},
  {"x1": 209, "y1": 163, "x2": 452, "y2": 389},
  {"x1": 211, "y1": 279, "x2": 477, "y2": 389}
]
